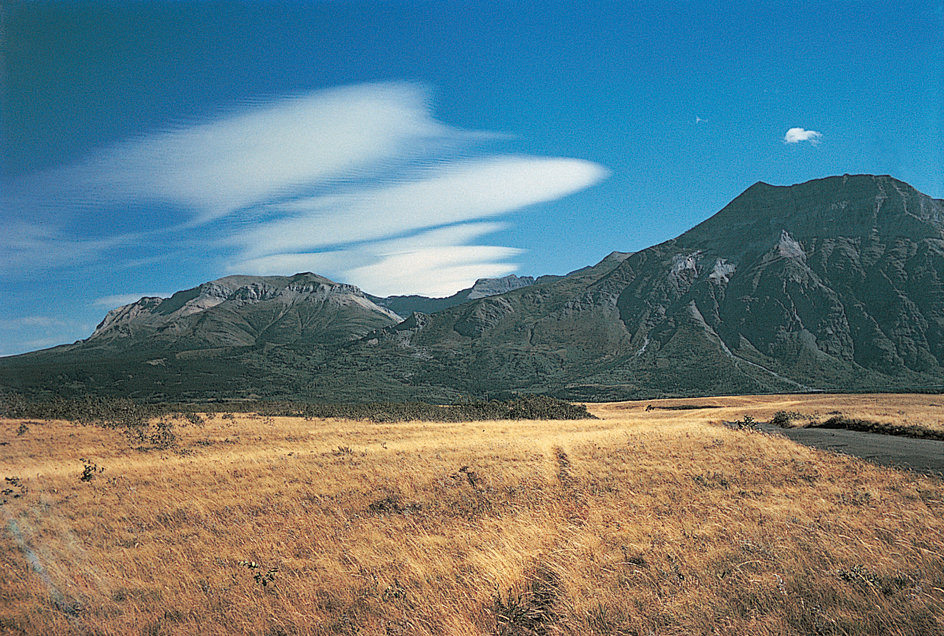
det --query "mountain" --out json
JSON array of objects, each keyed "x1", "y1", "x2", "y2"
[
  {"x1": 87, "y1": 273, "x2": 401, "y2": 351},
  {"x1": 2, "y1": 174, "x2": 942, "y2": 402},
  {"x1": 367, "y1": 274, "x2": 539, "y2": 317},
  {"x1": 385, "y1": 174, "x2": 944, "y2": 400},
  {"x1": 0, "y1": 273, "x2": 402, "y2": 401}
]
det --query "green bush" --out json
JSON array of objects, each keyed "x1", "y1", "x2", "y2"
[
  {"x1": 770, "y1": 410, "x2": 812, "y2": 427},
  {"x1": 1, "y1": 393, "x2": 595, "y2": 425}
]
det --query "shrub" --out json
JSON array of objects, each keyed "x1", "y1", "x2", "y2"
[
  {"x1": 79, "y1": 459, "x2": 104, "y2": 482},
  {"x1": 726, "y1": 415, "x2": 758, "y2": 431},
  {"x1": 770, "y1": 411, "x2": 812, "y2": 427},
  {"x1": 1, "y1": 393, "x2": 594, "y2": 426}
]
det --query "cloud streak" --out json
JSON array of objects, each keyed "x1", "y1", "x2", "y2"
[
  {"x1": 5, "y1": 82, "x2": 610, "y2": 296},
  {"x1": 783, "y1": 127, "x2": 823, "y2": 144},
  {"x1": 230, "y1": 155, "x2": 608, "y2": 258},
  {"x1": 0, "y1": 220, "x2": 118, "y2": 276},
  {"x1": 231, "y1": 223, "x2": 524, "y2": 298},
  {"x1": 93, "y1": 293, "x2": 170, "y2": 307},
  {"x1": 14, "y1": 83, "x2": 464, "y2": 223}
]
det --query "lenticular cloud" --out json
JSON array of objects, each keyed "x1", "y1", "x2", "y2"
[
  {"x1": 231, "y1": 155, "x2": 610, "y2": 260},
  {"x1": 29, "y1": 82, "x2": 461, "y2": 225},
  {"x1": 7, "y1": 81, "x2": 610, "y2": 295}
]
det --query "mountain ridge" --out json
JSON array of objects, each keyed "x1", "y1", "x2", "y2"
[
  {"x1": 2, "y1": 174, "x2": 942, "y2": 402},
  {"x1": 68, "y1": 272, "x2": 401, "y2": 356}
]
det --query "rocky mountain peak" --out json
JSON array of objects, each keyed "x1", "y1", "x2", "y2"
[
  {"x1": 683, "y1": 175, "x2": 944, "y2": 255},
  {"x1": 87, "y1": 272, "x2": 398, "y2": 345},
  {"x1": 466, "y1": 274, "x2": 536, "y2": 300}
]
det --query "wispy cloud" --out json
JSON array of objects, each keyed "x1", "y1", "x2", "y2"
[
  {"x1": 783, "y1": 127, "x2": 823, "y2": 144},
  {"x1": 221, "y1": 153, "x2": 607, "y2": 295},
  {"x1": 13, "y1": 83, "x2": 463, "y2": 224},
  {"x1": 228, "y1": 155, "x2": 608, "y2": 260},
  {"x1": 4, "y1": 82, "x2": 610, "y2": 295},
  {"x1": 231, "y1": 223, "x2": 523, "y2": 297},
  {"x1": 0, "y1": 220, "x2": 118, "y2": 276},
  {"x1": 93, "y1": 293, "x2": 169, "y2": 308}
]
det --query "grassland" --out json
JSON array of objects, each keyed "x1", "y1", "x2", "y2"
[{"x1": 2, "y1": 394, "x2": 943, "y2": 635}]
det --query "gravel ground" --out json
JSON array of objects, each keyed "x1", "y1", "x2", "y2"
[{"x1": 759, "y1": 424, "x2": 944, "y2": 477}]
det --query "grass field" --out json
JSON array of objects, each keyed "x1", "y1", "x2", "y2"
[{"x1": 2, "y1": 394, "x2": 943, "y2": 635}]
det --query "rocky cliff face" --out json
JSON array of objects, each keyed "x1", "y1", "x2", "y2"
[{"x1": 602, "y1": 175, "x2": 944, "y2": 394}]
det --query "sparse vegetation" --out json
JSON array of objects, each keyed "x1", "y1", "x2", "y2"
[
  {"x1": 769, "y1": 410, "x2": 814, "y2": 427},
  {"x1": 78, "y1": 458, "x2": 104, "y2": 482},
  {"x1": 238, "y1": 560, "x2": 278, "y2": 588},
  {"x1": 1, "y1": 394, "x2": 943, "y2": 634},
  {"x1": 1, "y1": 477, "x2": 27, "y2": 504},
  {"x1": 726, "y1": 414, "x2": 759, "y2": 430},
  {"x1": 769, "y1": 409, "x2": 944, "y2": 440},
  {"x1": 0, "y1": 393, "x2": 595, "y2": 424}
]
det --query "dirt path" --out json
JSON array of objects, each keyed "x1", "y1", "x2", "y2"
[{"x1": 759, "y1": 424, "x2": 944, "y2": 476}]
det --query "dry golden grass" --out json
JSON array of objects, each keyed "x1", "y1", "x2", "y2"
[
  {"x1": 610, "y1": 392, "x2": 944, "y2": 432},
  {"x1": 2, "y1": 395, "x2": 943, "y2": 635}
]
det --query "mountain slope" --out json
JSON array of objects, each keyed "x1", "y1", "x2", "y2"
[
  {"x1": 597, "y1": 175, "x2": 944, "y2": 396},
  {"x1": 1, "y1": 174, "x2": 942, "y2": 402},
  {"x1": 344, "y1": 175, "x2": 944, "y2": 400},
  {"x1": 367, "y1": 274, "x2": 539, "y2": 316},
  {"x1": 88, "y1": 272, "x2": 402, "y2": 352}
]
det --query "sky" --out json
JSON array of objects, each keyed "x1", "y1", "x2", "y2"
[{"x1": 1, "y1": 0, "x2": 942, "y2": 356}]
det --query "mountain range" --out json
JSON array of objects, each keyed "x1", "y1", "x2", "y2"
[{"x1": 2, "y1": 174, "x2": 942, "y2": 403}]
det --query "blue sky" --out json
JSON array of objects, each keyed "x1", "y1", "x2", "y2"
[{"x1": 2, "y1": 0, "x2": 942, "y2": 356}]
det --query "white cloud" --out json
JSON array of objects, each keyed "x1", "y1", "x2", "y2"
[
  {"x1": 7, "y1": 81, "x2": 611, "y2": 296},
  {"x1": 20, "y1": 82, "x2": 462, "y2": 224},
  {"x1": 93, "y1": 293, "x2": 170, "y2": 308},
  {"x1": 230, "y1": 156, "x2": 609, "y2": 259},
  {"x1": 221, "y1": 153, "x2": 607, "y2": 295},
  {"x1": 229, "y1": 223, "x2": 523, "y2": 297},
  {"x1": 349, "y1": 245, "x2": 521, "y2": 298},
  {"x1": 783, "y1": 127, "x2": 823, "y2": 144}
]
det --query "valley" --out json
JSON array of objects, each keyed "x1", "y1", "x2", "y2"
[{"x1": 2, "y1": 394, "x2": 942, "y2": 635}]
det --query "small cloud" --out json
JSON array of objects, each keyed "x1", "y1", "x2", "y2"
[
  {"x1": 93, "y1": 293, "x2": 170, "y2": 308},
  {"x1": 784, "y1": 127, "x2": 823, "y2": 144}
]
